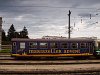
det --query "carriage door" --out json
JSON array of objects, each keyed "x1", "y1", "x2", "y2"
[
  {"x1": 89, "y1": 42, "x2": 93, "y2": 53},
  {"x1": 12, "y1": 42, "x2": 17, "y2": 54}
]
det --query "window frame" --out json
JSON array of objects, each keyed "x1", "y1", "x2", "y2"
[
  {"x1": 29, "y1": 42, "x2": 37, "y2": 49},
  {"x1": 20, "y1": 42, "x2": 25, "y2": 49},
  {"x1": 39, "y1": 42, "x2": 48, "y2": 49},
  {"x1": 60, "y1": 42, "x2": 68, "y2": 49},
  {"x1": 13, "y1": 42, "x2": 16, "y2": 46},
  {"x1": 70, "y1": 43, "x2": 78, "y2": 49},
  {"x1": 13, "y1": 42, "x2": 16, "y2": 49},
  {"x1": 50, "y1": 42, "x2": 58, "y2": 49},
  {"x1": 80, "y1": 43, "x2": 87, "y2": 49}
]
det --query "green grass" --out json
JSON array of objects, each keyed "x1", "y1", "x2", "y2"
[{"x1": 0, "y1": 49, "x2": 11, "y2": 53}]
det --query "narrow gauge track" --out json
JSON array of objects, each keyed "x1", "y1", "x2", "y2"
[
  {"x1": 0, "y1": 70, "x2": 100, "y2": 75},
  {"x1": 0, "y1": 59, "x2": 100, "y2": 65},
  {"x1": 1, "y1": 55, "x2": 100, "y2": 74},
  {"x1": 0, "y1": 54, "x2": 100, "y2": 65},
  {"x1": 0, "y1": 56, "x2": 14, "y2": 60}
]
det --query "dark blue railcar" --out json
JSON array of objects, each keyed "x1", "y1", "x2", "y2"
[{"x1": 11, "y1": 38, "x2": 95, "y2": 58}]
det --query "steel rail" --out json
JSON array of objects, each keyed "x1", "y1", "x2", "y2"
[
  {"x1": 0, "y1": 60, "x2": 100, "y2": 65},
  {"x1": 0, "y1": 69, "x2": 100, "y2": 74}
]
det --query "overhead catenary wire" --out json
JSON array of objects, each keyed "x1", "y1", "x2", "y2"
[
  {"x1": 0, "y1": 5, "x2": 99, "y2": 10},
  {"x1": 0, "y1": 5, "x2": 99, "y2": 30}
]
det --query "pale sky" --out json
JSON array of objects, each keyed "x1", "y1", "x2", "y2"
[{"x1": 0, "y1": 0, "x2": 100, "y2": 38}]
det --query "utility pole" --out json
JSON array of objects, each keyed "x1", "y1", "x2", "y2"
[
  {"x1": 0, "y1": 17, "x2": 2, "y2": 50},
  {"x1": 68, "y1": 10, "x2": 71, "y2": 39}
]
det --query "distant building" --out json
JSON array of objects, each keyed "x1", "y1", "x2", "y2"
[
  {"x1": 73, "y1": 37, "x2": 97, "y2": 40},
  {"x1": 42, "y1": 36, "x2": 98, "y2": 40}
]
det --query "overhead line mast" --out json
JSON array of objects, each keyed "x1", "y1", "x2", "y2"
[
  {"x1": 68, "y1": 10, "x2": 71, "y2": 39},
  {"x1": 0, "y1": 17, "x2": 2, "y2": 50}
]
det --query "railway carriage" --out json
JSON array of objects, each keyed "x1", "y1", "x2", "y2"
[{"x1": 11, "y1": 38, "x2": 95, "y2": 58}]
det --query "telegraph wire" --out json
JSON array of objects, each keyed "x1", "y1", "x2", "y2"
[{"x1": 0, "y1": 5, "x2": 99, "y2": 10}]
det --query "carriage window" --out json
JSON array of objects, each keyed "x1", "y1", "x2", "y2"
[
  {"x1": 13, "y1": 42, "x2": 16, "y2": 48},
  {"x1": 13, "y1": 42, "x2": 16, "y2": 46},
  {"x1": 29, "y1": 42, "x2": 37, "y2": 48},
  {"x1": 80, "y1": 43, "x2": 86, "y2": 48},
  {"x1": 60, "y1": 42, "x2": 68, "y2": 48},
  {"x1": 50, "y1": 42, "x2": 58, "y2": 48},
  {"x1": 40, "y1": 42, "x2": 48, "y2": 48},
  {"x1": 20, "y1": 42, "x2": 25, "y2": 49},
  {"x1": 71, "y1": 43, "x2": 78, "y2": 49}
]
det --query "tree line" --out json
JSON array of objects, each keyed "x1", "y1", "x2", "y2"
[{"x1": 2, "y1": 24, "x2": 29, "y2": 45}]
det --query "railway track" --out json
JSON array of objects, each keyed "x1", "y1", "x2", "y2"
[
  {"x1": 0, "y1": 64, "x2": 100, "y2": 75},
  {"x1": 0, "y1": 54, "x2": 100, "y2": 65},
  {"x1": 0, "y1": 59, "x2": 100, "y2": 65},
  {"x1": 0, "y1": 55, "x2": 100, "y2": 74},
  {"x1": 0, "y1": 54, "x2": 17, "y2": 60},
  {"x1": 0, "y1": 70, "x2": 100, "y2": 75}
]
